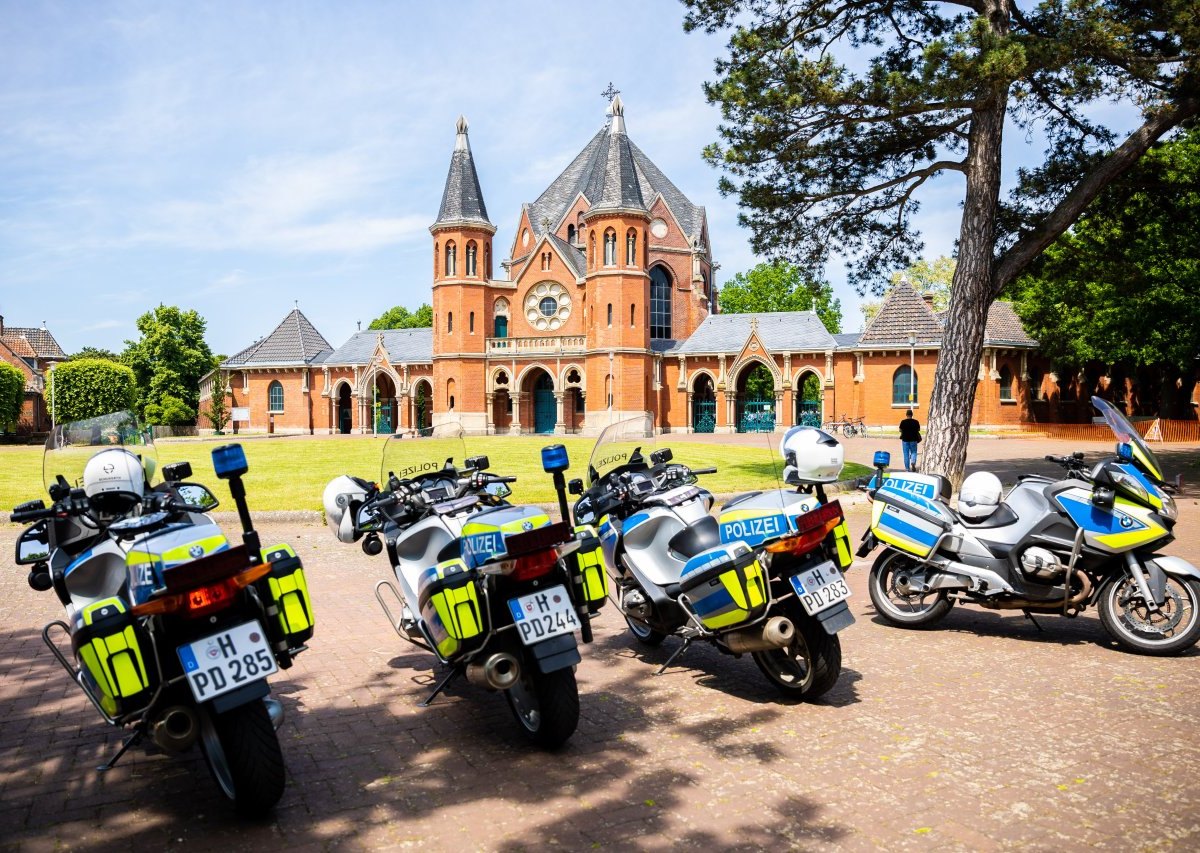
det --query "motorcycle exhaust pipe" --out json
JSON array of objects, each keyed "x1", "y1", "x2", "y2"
[
  {"x1": 722, "y1": 616, "x2": 795, "y2": 654},
  {"x1": 977, "y1": 569, "x2": 1094, "y2": 612},
  {"x1": 465, "y1": 652, "x2": 521, "y2": 691},
  {"x1": 152, "y1": 705, "x2": 199, "y2": 752}
]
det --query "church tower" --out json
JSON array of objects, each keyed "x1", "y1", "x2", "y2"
[
  {"x1": 431, "y1": 116, "x2": 495, "y2": 432},
  {"x1": 581, "y1": 95, "x2": 653, "y2": 424}
]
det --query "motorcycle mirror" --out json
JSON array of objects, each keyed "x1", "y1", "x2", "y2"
[
  {"x1": 176, "y1": 483, "x2": 219, "y2": 511},
  {"x1": 15, "y1": 521, "x2": 50, "y2": 565},
  {"x1": 162, "y1": 461, "x2": 193, "y2": 483},
  {"x1": 465, "y1": 455, "x2": 490, "y2": 472},
  {"x1": 650, "y1": 448, "x2": 673, "y2": 465},
  {"x1": 568, "y1": 478, "x2": 584, "y2": 495},
  {"x1": 483, "y1": 481, "x2": 512, "y2": 499}
]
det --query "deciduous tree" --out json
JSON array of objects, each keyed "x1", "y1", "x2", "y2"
[
  {"x1": 0, "y1": 361, "x2": 24, "y2": 431},
  {"x1": 47, "y1": 359, "x2": 136, "y2": 423},
  {"x1": 685, "y1": 0, "x2": 1200, "y2": 484},
  {"x1": 122, "y1": 306, "x2": 215, "y2": 426},
  {"x1": 368, "y1": 303, "x2": 433, "y2": 330},
  {"x1": 719, "y1": 261, "x2": 842, "y2": 333}
]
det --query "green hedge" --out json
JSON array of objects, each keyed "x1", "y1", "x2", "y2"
[
  {"x1": 48, "y1": 359, "x2": 136, "y2": 423},
  {"x1": 0, "y1": 361, "x2": 24, "y2": 431}
]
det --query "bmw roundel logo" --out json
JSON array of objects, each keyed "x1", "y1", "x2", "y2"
[
  {"x1": 522, "y1": 521, "x2": 534, "y2": 531},
  {"x1": 189, "y1": 545, "x2": 205, "y2": 558},
  {"x1": 1119, "y1": 516, "x2": 1134, "y2": 529}
]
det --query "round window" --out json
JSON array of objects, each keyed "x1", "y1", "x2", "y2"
[{"x1": 539, "y1": 296, "x2": 558, "y2": 317}]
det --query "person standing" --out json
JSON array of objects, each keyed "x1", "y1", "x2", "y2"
[{"x1": 899, "y1": 409, "x2": 921, "y2": 472}]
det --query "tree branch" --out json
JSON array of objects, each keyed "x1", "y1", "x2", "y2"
[{"x1": 992, "y1": 95, "x2": 1200, "y2": 294}]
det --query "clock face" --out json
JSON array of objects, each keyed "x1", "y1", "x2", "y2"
[
  {"x1": 650, "y1": 218, "x2": 668, "y2": 239},
  {"x1": 521, "y1": 229, "x2": 530, "y2": 248},
  {"x1": 525, "y1": 282, "x2": 571, "y2": 331}
]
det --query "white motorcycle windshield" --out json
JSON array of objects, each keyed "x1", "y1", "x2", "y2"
[
  {"x1": 1092, "y1": 396, "x2": 1165, "y2": 482},
  {"x1": 586, "y1": 414, "x2": 656, "y2": 488},
  {"x1": 379, "y1": 421, "x2": 468, "y2": 490},
  {"x1": 43, "y1": 410, "x2": 158, "y2": 493}
]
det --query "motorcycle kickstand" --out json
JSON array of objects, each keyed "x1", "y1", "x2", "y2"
[
  {"x1": 97, "y1": 724, "x2": 147, "y2": 772},
  {"x1": 1022, "y1": 610, "x2": 1045, "y2": 632},
  {"x1": 419, "y1": 665, "x2": 463, "y2": 707},
  {"x1": 655, "y1": 638, "x2": 692, "y2": 675}
]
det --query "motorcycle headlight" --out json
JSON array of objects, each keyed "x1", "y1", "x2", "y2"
[{"x1": 1161, "y1": 491, "x2": 1178, "y2": 522}]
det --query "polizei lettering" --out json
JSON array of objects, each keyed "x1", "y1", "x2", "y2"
[
  {"x1": 885, "y1": 479, "x2": 934, "y2": 499},
  {"x1": 397, "y1": 461, "x2": 441, "y2": 478},
  {"x1": 463, "y1": 532, "x2": 503, "y2": 560},
  {"x1": 720, "y1": 514, "x2": 785, "y2": 544},
  {"x1": 593, "y1": 452, "x2": 628, "y2": 470}
]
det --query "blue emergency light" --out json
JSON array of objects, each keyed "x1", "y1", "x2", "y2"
[
  {"x1": 541, "y1": 444, "x2": 570, "y2": 474},
  {"x1": 1117, "y1": 442, "x2": 1133, "y2": 462},
  {"x1": 212, "y1": 444, "x2": 249, "y2": 479},
  {"x1": 873, "y1": 451, "x2": 891, "y2": 468}
]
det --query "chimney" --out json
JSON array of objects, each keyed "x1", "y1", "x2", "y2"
[
  {"x1": 0, "y1": 314, "x2": 4, "y2": 335},
  {"x1": 922, "y1": 293, "x2": 935, "y2": 311}
]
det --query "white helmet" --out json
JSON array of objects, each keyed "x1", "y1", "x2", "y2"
[
  {"x1": 83, "y1": 448, "x2": 145, "y2": 515},
  {"x1": 323, "y1": 475, "x2": 369, "y2": 543},
  {"x1": 958, "y1": 472, "x2": 1003, "y2": 520},
  {"x1": 780, "y1": 426, "x2": 844, "y2": 484}
]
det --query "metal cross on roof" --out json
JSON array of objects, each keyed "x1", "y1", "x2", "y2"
[{"x1": 601, "y1": 82, "x2": 620, "y2": 101}]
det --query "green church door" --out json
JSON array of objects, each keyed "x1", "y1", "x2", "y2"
[{"x1": 533, "y1": 374, "x2": 556, "y2": 434}]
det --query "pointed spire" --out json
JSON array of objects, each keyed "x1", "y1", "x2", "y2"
[
  {"x1": 583, "y1": 96, "x2": 646, "y2": 216},
  {"x1": 432, "y1": 115, "x2": 494, "y2": 232},
  {"x1": 610, "y1": 94, "x2": 625, "y2": 135}
]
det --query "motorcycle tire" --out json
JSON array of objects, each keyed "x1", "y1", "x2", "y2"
[
  {"x1": 867, "y1": 550, "x2": 953, "y2": 627},
  {"x1": 505, "y1": 666, "x2": 579, "y2": 750},
  {"x1": 1098, "y1": 573, "x2": 1200, "y2": 656},
  {"x1": 751, "y1": 607, "x2": 842, "y2": 700},
  {"x1": 625, "y1": 615, "x2": 667, "y2": 646},
  {"x1": 200, "y1": 700, "x2": 286, "y2": 817}
]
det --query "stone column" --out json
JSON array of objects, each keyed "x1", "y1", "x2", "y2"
[
  {"x1": 512, "y1": 393, "x2": 524, "y2": 435},
  {"x1": 686, "y1": 391, "x2": 694, "y2": 434},
  {"x1": 554, "y1": 391, "x2": 566, "y2": 435},
  {"x1": 485, "y1": 392, "x2": 494, "y2": 435}
]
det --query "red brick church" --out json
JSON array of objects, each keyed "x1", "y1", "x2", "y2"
[{"x1": 200, "y1": 98, "x2": 1054, "y2": 436}]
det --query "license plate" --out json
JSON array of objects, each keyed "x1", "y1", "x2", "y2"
[
  {"x1": 507, "y1": 585, "x2": 580, "y2": 646},
  {"x1": 789, "y1": 560, "x2": 852, "y2": 615},
  {"x1": 177, "y1": 621, "x2": 277, "y2": 702}
]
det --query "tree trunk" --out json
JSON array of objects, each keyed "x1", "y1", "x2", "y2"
[{"x1": 921, "y1": 91, "x2": 1008, "y2": 488}]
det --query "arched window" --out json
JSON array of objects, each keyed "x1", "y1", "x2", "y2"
[
  {"x1": 589, "y1": 232, "x2": 596, "y2": 268},
  {"x1": 999, "y1": 365, "x2": 1014, "y2": 401},
  {"x1": 892, "y1": 366, "x2": 917, "y2": 406},
  {"x1": 494, "y1": 315, "x2": 508, "y2": 337},
  {"x1": 445, "y1": 241, "x2": 456, "y2": 276},
  {"x1": 605, "y1": 374, "x2": 613, "y2": 408},
  {"x1": 447, "y1": 312, "x2": 453, "y2": 333},
  {"x1": 1030, "y1": 367, "x2": 1044, "y2": 401},
  {"x1": 466, "y1": 241, "x2": 477, "y2": 277},
  {"x1": 650, "y1": 265, "x2": 672, "y2": 339},
  {"x1": 607, "y1": 303, "x2": 613, "y2": 327},
  {"x1": 434, "y1": 242, "x2": 440, "y2": 278},
  {"x1": 567, "y1": 224, "x2": 576, "y2": 243},
  {"x1": 484, "y1": 242, "x2": 491, "y2": 279},
  {"x1": 268, "y1": 380, "x2": 284, "y2": 413},
  {"x1": 447, "y1": 378, "x2": 456, "y2": 411},
  {"x1": 630, "y1": 303, "x2": 636, "y2": 327},
  {"x1": 626, "y1": 229, "x2": 637, "y2": 266},
  {"x1": 469, "y1": 311, "x2": 475, "y2": 334},
  {"x1": 604, "y1": 230, "x2": 617, "y2": 266}
]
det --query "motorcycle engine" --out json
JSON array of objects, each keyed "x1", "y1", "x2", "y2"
[
  {"x1": 1018, "y1": 546, "x2": 1065, "y2": 582},
  {"x1": 621, "y1": 587, "x2": 651, "y2": 620}
]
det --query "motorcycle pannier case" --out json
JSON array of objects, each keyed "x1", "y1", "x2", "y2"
[
  {"x1": 71, "y1": 597, "x2": 157, "y2": 718},
  {"x1": 418, "y1": 558, "x2": 486, "y2": 661},
  {"x1": 871, "y1": 473, "x2": 954, "y2": 559},
  {"x1": 260, "y1": 544, "x2": 315, "y2": 648},
  {"x1": 678, "y1": 541, "x2": 768, "y2": 631},
  {"x1": 574, "y1": 524, "x2": 608, "y2": 610}
]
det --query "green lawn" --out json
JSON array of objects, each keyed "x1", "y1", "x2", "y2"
[{"x1": 1, "y1": 435, "x2": 870, "y2": 515}]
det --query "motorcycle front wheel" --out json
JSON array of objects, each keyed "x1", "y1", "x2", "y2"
[
  {"x1": 1098, "y1": 572, "x2": 1200, "y2": 656},
  {"x1": 625, "y1": 615, "x2": 667, "y2": 646},
  {"x1": 505, "y1": 665, "x2": 579, "y2": 749},
  {"x1": 868, "y1": 550, "x2": 953, "y2": 627},
  {"x1": 200, "y1": 700, "x2": 286, "y2": 817},
  {"x1": 751, "y1": 607, "x2": 841, "y2": 700}
]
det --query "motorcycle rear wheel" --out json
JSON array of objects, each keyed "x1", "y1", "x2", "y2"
[
  {"x1": 868, "y1": 550, "x2": 953, "y2": 627},
  {"x1": 505, "y1": 666, "x2": 579, "y2": 749},
  {"x1": 199, "y1": 700, "x2": 286, "y2": 817},
  {"x1": 751, "y1": 609, "x2": 842, "y2": 700},
  {"x1": 1098, "y1": 573, "x2": 1200, "y2": 656},
  {"x1": 625, "y1": 615, "x2": 668, "y2": 646}
]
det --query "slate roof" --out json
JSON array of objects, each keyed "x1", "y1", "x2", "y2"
[
  {"x1": 433, "y1": 116, "x2": 492, "y2": 230},
  {"x1": 223, "y1": 308, "x2": 333, "y2": 367},
  {"x1": 2, "y1": 326, "x2": 66, "y2": 359},
  {"x1": 527, "y1": 100, "x2": 704, "y2": 240},
  {"x1": 547, "y1": 233, "x2": 587, "y2": 279},
  {"x1": 673, "y1": 312, "x2": 838, "y2": 354},
  {"x1": 324, "y1": 328, "x2": 433, "y2": 365},
  {"x1": 834, "y1": 332, "x2": 861, "y2": 349}
]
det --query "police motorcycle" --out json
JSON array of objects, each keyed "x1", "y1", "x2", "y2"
[
  {"x1": 322, "y1": 425, "x2": 604, "y2": 748},
  {"x1": 571, "y1": 416, "x2": 856, "y2": 699},
  {"x1": 11, "y1": 411, "x2": 315, "y2": 816},
  {"x1": 858, "y1": 396, "x2": 1200, "y2": 655}
]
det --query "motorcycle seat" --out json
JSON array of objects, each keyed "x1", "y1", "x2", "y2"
[
  {"x1": 722, "y1": 491, "x2": 762, "y2": 510},
  {"x1": 667, "y1": 515, "x2": 721, "y2": 559},
  {"x1": 959, "y1": 502, "x2": 1019, "y2": 529}
]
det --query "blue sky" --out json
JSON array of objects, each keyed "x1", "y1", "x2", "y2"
[{"x1": 0, "y1": 1, "x2": 1136, "y2": 357}]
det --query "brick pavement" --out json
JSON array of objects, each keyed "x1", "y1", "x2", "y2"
[{"x1": 2, "y1": 438, "x2": 1199, "y2": 851}]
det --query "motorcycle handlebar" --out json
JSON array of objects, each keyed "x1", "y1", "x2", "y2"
[
  {"x1": 10, "y1": 506, "x2": 55, "y2": 523},
  {"x1": 691, "y1": 467, "x2": 718, "y2": 476}
]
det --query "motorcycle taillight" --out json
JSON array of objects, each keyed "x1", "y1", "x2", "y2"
[
  {"x1": 766, "y1": 501, "x2": 845, "y2": 556},
  {"x1": 132, "y1": 563, "x2": 271, "y2": 618},
  {"x1": 509, "y1": 548, "x2": 559, "y2": 582}
]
